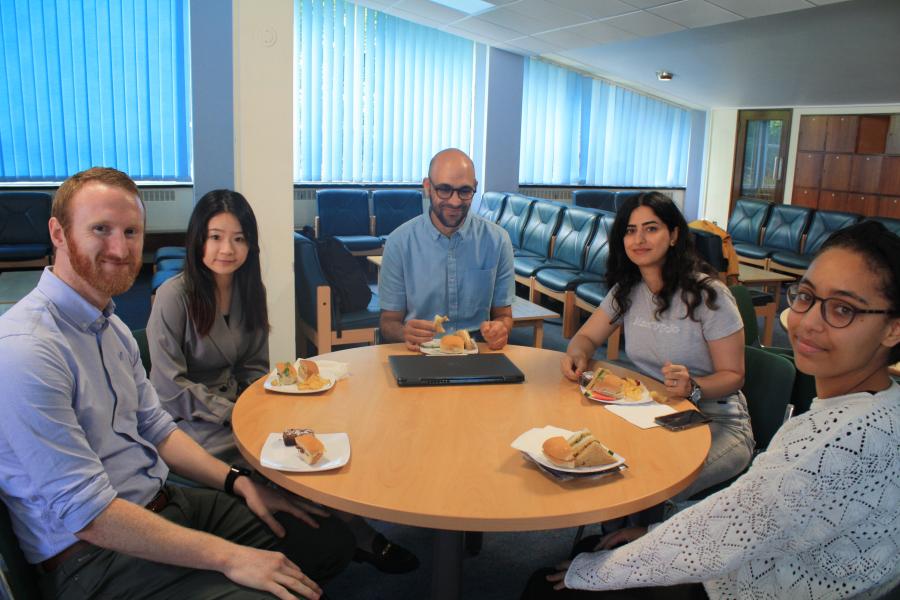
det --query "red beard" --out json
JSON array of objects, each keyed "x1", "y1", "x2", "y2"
[{"x1": 65, "y1": 233, "x2": 142, "y2": 298}]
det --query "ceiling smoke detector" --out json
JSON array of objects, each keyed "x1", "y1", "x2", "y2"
[{"x1": 656, "y1": 71, "x2": 674, "y2": 81}]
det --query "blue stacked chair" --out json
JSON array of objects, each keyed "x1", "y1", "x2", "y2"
[
  {"x1": 316, "y1": 189, "x2": 383, "y2": 254},
  {"x1": 728, "y1": 198, "x2": 774, "y2": 266},
  {"x1": 154, "y1": 246, "x2": 186, "y2": 263},
  {"x1": 734, "y1": 203, "x2": 812, "y2": 269},
  {"x1": 477, "y1": 192, "x2": 507, "y2": 223},
  {"x1": 770, "y1": 210, "x2": 861, "y2": 275},
  {"x1": 512, "y1": 200, "x2": 565, "y2": 286},
  {"x1": 0, "y1": 192, "x2": 52, "y2": 267},
  {"x1": 572, "y1": 214, "x2": 621, "y2": 355},
  {"x1": 572, "y1": 190, "x2": 616, "y2": 213},
  {"x1": 372, "y1": 190, "x2": 423, "y2": 241},
  {"x1": 497, "y1": 194, "x2": 534, "y2": 250}
]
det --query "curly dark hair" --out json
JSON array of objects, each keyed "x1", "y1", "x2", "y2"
[
  {"x1": 184, "y1": 189, "x2": 270, "y2": 337},
  {"x1": 606, "y1": 192, "x2": 720, "y2": 323},
  {"x1": 817, "y1": 220, "x2": 900, "y2": 364}
]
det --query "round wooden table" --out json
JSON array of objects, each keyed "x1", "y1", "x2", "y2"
[{"x1": 233, "y1": 344, "x2": 710, "y2": 598}]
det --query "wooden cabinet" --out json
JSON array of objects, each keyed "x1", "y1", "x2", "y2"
[
  {"x1": 825, "y1": 116, "x2": 858, "y2": 152},
  {"x1": 792, "y1": 186, "x2": 818, "y2": 208},
  {"x1": 850, "y1": 155, "x2": 882, "y2": 194},
  {"x1": 793, "y1": 113, "x2": 899, "y2": 217},
  {"x1": 857, "y1": 115, "x2": 890, "y2": 154},
  {"x1": 821, "y1": 154, "x2": 852, "y2": 191},
  {"x1": 798, "y1": 115, "x2": 827, "y2": 151}
]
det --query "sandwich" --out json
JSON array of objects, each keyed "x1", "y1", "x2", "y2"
[
  {"x1": 296, "y1": 359, "x2": 320, "y2": 382},
  {"x1": 433, "y1": 314, "x2": 449, "y2": 333},
  {"x1": 273, "y1": 362, "x2": 298, "y2": 386},
  {"x1": 585, "y1": 369, "x2": 645, "y2": 402},
  {"x1": 541, "y1": 429, "x2": 618, "y2": 468},
  {"x1": 456, "y1": 329, "x2": 476, "y2": 350},
  {"x1": 439, "y1": 333, "x2": 465, "y2": 354},
  {"x1": 282, "y1": 428, "x2": 325, "y2": 465}
]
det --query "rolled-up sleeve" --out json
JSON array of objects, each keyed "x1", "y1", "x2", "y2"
[
  {"x1": 0, "y1": 337, "x2": 117, "y2": 535},
  {"x1": 378, "y1": 235, "x2": 408, "y2": 313},
  {"x1": 491, "y1": 234, "x2": 515, "y2": 308}
]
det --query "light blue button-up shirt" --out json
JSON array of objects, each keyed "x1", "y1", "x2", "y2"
[
  {"x1": 0, "y1": 268, "x2": 177, "y2": 563},
  {"x1": 379, "y1": 212, "x2": 515, "y2": 332}
]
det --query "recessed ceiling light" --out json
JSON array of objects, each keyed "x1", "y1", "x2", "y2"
[
  {"x1": 657, "y1": 71, "x2": 674, "y2": 81},
  {"x1": 431, "y1": 0, "x2": 494, "y2": 16}
]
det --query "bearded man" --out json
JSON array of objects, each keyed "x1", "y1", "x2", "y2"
[
  {"x1": 0, "y1": 167, "x2": 353, "y2": 599},
  {"x1": 378, "y1": 148, "x2": 514, "y2": 350}
]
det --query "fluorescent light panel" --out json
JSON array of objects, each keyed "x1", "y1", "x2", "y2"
[{"x1": 431, "y1": 0, "x2": 494, "y2": 16}]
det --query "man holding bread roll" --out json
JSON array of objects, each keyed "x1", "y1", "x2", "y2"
[{"x1": 379, "y1": 148, "x2": 514, "y2": 350}]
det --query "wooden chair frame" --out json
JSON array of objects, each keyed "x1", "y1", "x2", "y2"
[
  {"x1": 297, "y1": 285, "x2": 377, "y2": 356},
  {"x1": 0, "y1": 257, "x2": 49, "y2": 269},
  {"x1": 530, "y1": 278, "x2": 579, "y2": 339}
]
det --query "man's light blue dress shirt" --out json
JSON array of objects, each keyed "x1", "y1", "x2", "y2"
[
  {"x1": 0, "y1": 268, "x2": 177, "y2": 563},
  {"x1": 378, "y1": 212, "x2": 515, "y2": 332}
]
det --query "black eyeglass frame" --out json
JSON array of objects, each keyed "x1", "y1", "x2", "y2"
[
  {"x1": 785, "y1": 283, "x2": 892, "y2": 328},
  {"x1": 430, "y1": 183, "x2": 477, "y2": 201}
]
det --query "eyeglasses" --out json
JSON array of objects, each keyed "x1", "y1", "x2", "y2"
[
  {"x1": 785, "y1": 283, "x2": 892, "y2": 328},
  {"x1": 431, "y1": 184, "x2": 476, "y2": 201}
]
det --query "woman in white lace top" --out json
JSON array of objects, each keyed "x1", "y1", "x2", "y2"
[{"x1": 526, "y1": 221, "x2": 900, "y2": 599}]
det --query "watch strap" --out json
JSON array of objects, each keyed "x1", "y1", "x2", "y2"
[{"x1": 224, "y1": 464, "x2": 252, "y2": 496}]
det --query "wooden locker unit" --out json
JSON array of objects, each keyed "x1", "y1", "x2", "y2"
[
  {"x1": 848, "y1": 194, "x2": 879, "y2": 216},
  {"x1": 794, "y1": 152, "x2": 823, "y2": 188},
  {"x1": 821, "y1": 154, "x2": 852, "y2": 191},
  {"x1": 825, "y1": 116, "x2": 858, "y2": 152},
  {"x1": 849, "y1": 155, "x2": 882, "y2": 194},
  {"x1": 880, "y1": 157, "x2": 900, "y2": 196},
  {"x1": 818, "y1": 190, "x2": 848, "y2": 212},
  {"x1": 857, "y1": 116, "x2": 890, "y2": 154},
  {"x1": 878, "y1": 196, "x2": 900, "y2": 219},
  {"x1": 798, "y1": 115, "x2": 827, "y2": 151},
  {"x1": 792, "y1": 186, "x2": 818, "y2": 208}
]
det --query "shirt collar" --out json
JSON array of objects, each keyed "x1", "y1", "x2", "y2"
[
  {"x1": 37, "y1": 267, "x2": 116, "y2": 333},
  {"x1": 423, "y1": 209, "x2": 475, "y2": 242}
]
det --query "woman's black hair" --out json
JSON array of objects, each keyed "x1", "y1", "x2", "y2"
[
  {"x1": 817, "y1": 220, "x2": 900, "y2": 364},
  {"x1": 184, "y1": 189, "x2": 270, "y2": 337},
  {"x1": 606, "y1": 192, "x2": 720, "y2": 322}
]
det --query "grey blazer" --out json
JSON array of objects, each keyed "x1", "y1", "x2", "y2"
[{"x1": 147, "y1": 273, "x2": 268, "y2": 459}]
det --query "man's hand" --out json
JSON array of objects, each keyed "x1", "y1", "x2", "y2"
[
  {"x1": 561, "y1": 352, "x2": 590, "y2": 382},
  {"x1": 234, "y1": 477, "x2": 329, "y2": 537},
  {"x1": 402, "y1": 318, "x2": 436, "y2": 351},
  {"x1": 480, "y1": 320, "x2": 508, "y2": 350},
  {"x1": 222, "y1": 545, "x2": 322, "y2": 600},
  {"x1": 546, "y1": 560, "x2": 572, "y2": 591}
]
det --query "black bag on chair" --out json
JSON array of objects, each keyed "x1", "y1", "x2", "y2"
[{"x1": 315, "y1": 237, "x2": 372, "y2": 316}]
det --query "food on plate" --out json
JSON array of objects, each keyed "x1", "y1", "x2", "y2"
[
  {"x1": 433, "y1": 314, "x2": 449, "y2": 333},
  {"x1": 294, "y1": 359, "x2": 330, "y2": 390},
  {"x1": 585, "y1": 368, "x2": 645, "y2": 402},
  {"x1": 456, "y1": 329, "x2": 476, "y2": 350},
  {"x1": 542, "y1": 429, "x2": 617, "y2": 469},
  {"x1": 273, "y1": 362, "x2": 298, "y2": 386},
  {"x1": 283, "y1": 428, "x2": 324, "y2": 465},
  {"x1": 439, "y1": 333, "x2": 465, "y2": 354},
  {"x1": 542, "y1": 436, "x2": 575, "y2": 468}
]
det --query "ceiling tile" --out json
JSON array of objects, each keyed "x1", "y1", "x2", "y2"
[
  {"x1": 351, "y1": 0, "x2": 396, "y2": 9},
  {"x1": 446, "y1": 16, "x2": 523, "y2": 41},
  {"x1": 650, "y1": 0, "x2": 741, "y2": 28},
  {"x1": 620, "y1": 0, "x2": 677, "y2": 8},
  {"x1": 484, "y1": 0, "x2": 518, "y2": 4},
  {"x1": 384, "y1": 6, "x2": 445, "y2": 27},
  {"x1": 533, "y1": 27, "x2": 597, "y2": 48},
  {"x1": 476, "y1": 6, "x2": 547, "y2": 34},
  {"x1": 546, "y1": 0, "x2": 639, "y2": 20},
  {"x1": 704, "y1": 0, "x2": 814, "y2": 19},
  {"x1": 540, "y1": 19, "x2": 636, "y2": 46},
  {"x1": 808, "y1": 0, "x2": 853, "y2": 4},
  {"x1": 505, "y1": 35, "x2": 563, "y2": 54},
  {"x1": 505, "y1": 0, "x2": 588, "y2": 29},
  {"x1": 393, "y1": 0, "x2": 469, "y2": 22},
  {"x1": 602, "y1": 10, "x2": 685, "y2": 36}
]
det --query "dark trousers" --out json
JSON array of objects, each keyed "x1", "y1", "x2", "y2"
[{"x1": 39, "y1": 485, "x2": 355, "y2": 600}]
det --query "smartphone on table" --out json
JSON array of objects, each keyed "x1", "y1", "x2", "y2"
[{"x1": 654, "y1": 409, "x2": 711, "y2": 431}]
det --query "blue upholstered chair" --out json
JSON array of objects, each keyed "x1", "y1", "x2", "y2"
[
  {"x1": 151, "y1": 270, "x2": 181, "y2": 296},
  {"x1": 372, "y1": 189, "x2": 423, "y2": 240},
  {"x1": 294, "y1": 233, "x2": 379, "y2": 355},
  {"x1": 571, "y1": 214, "x2": 621, "y2": 356},
  {"x1": 770, "y1": 210, "x2": 861, "y2": 275},
  {"x1": 613, "y1": 190, "x2": 644, "y2": 210},
  {"x1": 513, "y1": 200, "x2": 565, "y2": 287},
  {"x1": 0, "y1": 192, "x2": 52, "y2": 268},
  {"x1": 155, "y1": 258, "x2": 185, "y2": 273},
  {"x1": 691, "y1": 228, "x2": 728, "y2": 275},
  {"x1": 735, "y1": 204, "x2": 813, "y2": 269},
  {"x1": 315, "y1": 189, "x2": 383, "y2": 255},
  {"x1": 528, "y1": 207, "x2": 600, "y2": 337},
  {"x1": 477, "y1": 192, "x2": 507, "y2": 223},
  {"x1": 154, "y1": 246, "x2": 187, "y2": 264},
  {"x1": 728, "y1": 198, "x2": 774, "y2": 266},
  {"x1": 572, "y1": 189, "x2": 616, "y2": 213},
  {"x1": 496, "y1": 194, "x2": 534, "y2": 249}
]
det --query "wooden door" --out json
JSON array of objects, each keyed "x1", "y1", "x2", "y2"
[{"x1": 730, "y1": 109, "x2": 792, "y2": 215}]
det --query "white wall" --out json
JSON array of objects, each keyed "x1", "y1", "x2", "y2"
[{"x1": 700, "y1": 108, "x2": 738, "y2": 226}]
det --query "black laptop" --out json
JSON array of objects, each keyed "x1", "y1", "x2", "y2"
[{"x1": 388, "y1": 354, "x2": 525, "y2": 387}]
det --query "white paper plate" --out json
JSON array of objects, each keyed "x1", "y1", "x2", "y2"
[
  {"x1": 259, "y1": 432, "x2": 350, "y2": 472},
  {"x1": 420, "y1": 338, "x2": 479, "y2": 356},
  {"x1": 263, "y1": 370, "x2": 336, "y2": 394},
  {"x1": 579, "y1": 370, "x2": 654, "y2": 405},
  {"x1": 510, "y1": 426, "x2": 626, "y2": 475}
]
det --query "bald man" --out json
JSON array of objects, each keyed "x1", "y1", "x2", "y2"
[{"x1": 379, "y1": 148, "x2": 514, "y2": 350}]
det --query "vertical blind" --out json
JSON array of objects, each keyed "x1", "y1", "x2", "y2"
[
  {"x1": 520, "y1": 58, "x2": 690, "y2": 188},
  {"x1": 0, "y1": 0, "x2": 192, "y2": 182},
  {"x1": 295, "y1": 0, "x2": 475, "y2": 183}
]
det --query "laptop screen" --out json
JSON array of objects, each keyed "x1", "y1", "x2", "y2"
[{"x1": 388, "y1": 354, "x2": 526, "y2": 387}]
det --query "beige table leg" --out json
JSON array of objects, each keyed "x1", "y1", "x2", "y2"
[{"x1": 533, "y1": 321, "x2": 544, "y2": 348}]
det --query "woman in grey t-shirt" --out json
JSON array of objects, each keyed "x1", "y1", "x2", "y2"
[{"x1": 562, "y1": 192, "x2": 754, "y2": 499}]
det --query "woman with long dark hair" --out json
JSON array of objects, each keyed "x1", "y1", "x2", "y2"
[
  {"x1": 148, "y1": 189, "x2": 419, "y2": 574},
  {"x1": 527, "y1": 220, "x2": 900, "y2": 599},
  {"x1": 562, "y1": 192, "x2": 754, "y2": 499},
  {"x1": 148, "y1": 189, "x2": 269, "y2": 462}
]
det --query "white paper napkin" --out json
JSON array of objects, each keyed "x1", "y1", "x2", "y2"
[{"x1": 604, "y1": 403, "x2": 677, "y2": 429}]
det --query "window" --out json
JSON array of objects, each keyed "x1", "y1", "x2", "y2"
[
  {"x1": 295, "y1": 0, "x2": 475, "y2": 183},
  {"x1": 520, "y1": 58, "x2": 691, "y2": 188},
  {"x1": 0, "y1": 0, "x2": 192, "y2": 183}
]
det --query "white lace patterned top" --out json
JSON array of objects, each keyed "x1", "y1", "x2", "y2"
[{"x1": 566, "y1": 382, "x2": 900, "y2": 599}]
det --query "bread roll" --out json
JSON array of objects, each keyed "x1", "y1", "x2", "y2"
[
  {"x1": 295, "y1": 432, "x2": 325, "y2": 465},
  {"x1": 439, "y1": 334, "x2": 465, "y2": 353},
  {"x1": 274, "y1": 362, "x2": 298, "y2": 386},
  {"x1": 542, "y1": 436, "x2": 575, "y2": 468},
  {"x1": 296, "y1": 359, "x2": 319, "y2": 382}
]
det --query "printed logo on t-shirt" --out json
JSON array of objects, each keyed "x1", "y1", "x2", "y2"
[{"x1": 632, "y1": 316, "x2": 680, "y2": 334}]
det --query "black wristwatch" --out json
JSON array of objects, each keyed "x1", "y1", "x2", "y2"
[
  {"x1": 224, "y1": 464, "x2": 252, "y2": 496},
  {"x1": 688, "y1": 378, "x2": 702, "y2": 405}
]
